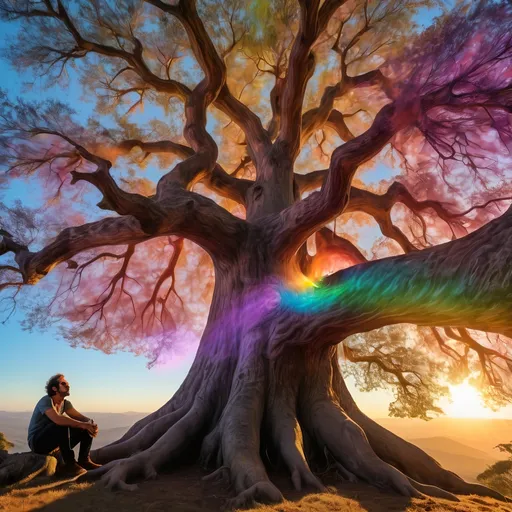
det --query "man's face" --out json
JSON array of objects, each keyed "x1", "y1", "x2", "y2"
[{"x1": 56, "y1": 377, "x2": 70, "y2": 397}]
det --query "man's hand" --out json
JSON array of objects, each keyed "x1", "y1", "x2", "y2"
[{"x1": 84, "y1": 422, "x2": 99, "y2": 437}]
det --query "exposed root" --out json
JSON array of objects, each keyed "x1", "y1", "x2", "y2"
[
  {"x1": 200, "y1": 426, "x2": 222, "y2": 469},
  {"x1": 309, "y1": 397, "x2": 422, "y2": 498},
  {"x1": 408, "y1": 478, "x2": 459, "y2": 501},
  {"x1": 93, "y1": 407, "x2": 189, "y2": 464},
  {"x1": 332, "y1": 460, "x2": 358, "y2": 483},
  {"x1": 81, "y1": 400, "x2": 208, "y2": 490},
  {"x1": 218, "y1": 342, "x2": 284, "y2": 508},
  {"x1": 267, "y1": 355, "x2": 325, "y2": 492},
  {"x1": 202, "y1": 465, "x2": 230, "y2": 484},
  {"x1": 331, "y1": 357, "x2": 508, "y2": 501},
  {"x1": 224, "y1": 481, "x2": 283, "y2": 510},
  {"x1": 77, "y1": 343, "x2": 507, "y2": 509}
]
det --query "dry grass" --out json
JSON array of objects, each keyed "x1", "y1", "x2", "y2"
[{"x1": 0, "y1": 467, "x2": 511, "y2": 512}]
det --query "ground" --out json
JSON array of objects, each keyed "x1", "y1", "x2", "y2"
[{"x1": 0, "y1": 465, "x2": 510, "y2": 512}]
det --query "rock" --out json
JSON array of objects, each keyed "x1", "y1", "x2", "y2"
[{"x1": 0, "y1": 452, "x2": 58, "y2": 487}]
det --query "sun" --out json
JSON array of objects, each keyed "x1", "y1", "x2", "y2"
[{"x1": 443, "y1": 380, "x2": 494, "y2": 419}]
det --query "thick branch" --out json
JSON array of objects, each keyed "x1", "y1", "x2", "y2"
[
  {"x1": 145, "y1": 0, "x2": 271, "y2": 167},
  {"x1": 118, "y1": 139, "x2": 251, "y2": 205},
  {"x1": 274, "y1": 0, "x2": 344, "y2": 162},
  {"x1": 26, "y1": 130, "x2": 167, "y2": 233},
  {"x1": 1, "y1": 216, "x2": 150, "y2": 285},
  {"x1": 284, "y1": 206, "x2": 512, "y2": 345},
  {"x1": 3, "y1": 1, "x2": 270, "y2": 166},
  {"x1": 273, "y1": 102, "x2": 401, "y2": 259},
  {"x1": 300, "y1": 68, "x2": 390, "y2": 147}
]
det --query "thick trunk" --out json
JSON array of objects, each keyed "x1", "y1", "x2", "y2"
[
  {"x1": 74, "y1": 212, "x2": 510, "y2": 507},
  {"x1": 86, "y1": 330, "x2": 506, "y2": 506}
]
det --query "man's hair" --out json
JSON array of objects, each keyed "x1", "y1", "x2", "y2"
[{"x1": 45, "y1": 374, "x2": 64, "y2": 396}]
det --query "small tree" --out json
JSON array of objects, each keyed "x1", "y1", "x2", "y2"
[
  {"x1": 0, "y1": 0, "x2": 512, "y2": 507},
  {"x1": 478, "y1": 443, "x2": 512, "y2": 497}
]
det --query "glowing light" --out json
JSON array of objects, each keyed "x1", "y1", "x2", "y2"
[{"x1": 444, "y1": 380, "x2": 494, "y2": 419}]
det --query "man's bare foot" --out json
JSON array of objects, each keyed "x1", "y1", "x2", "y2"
[{"x1": 78, "y1": 458, "x2": 102, "y2": 471}]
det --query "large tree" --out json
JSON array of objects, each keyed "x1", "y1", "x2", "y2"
[{"x1": 1, "y1": 0, "x2": 512, "y2": 507}]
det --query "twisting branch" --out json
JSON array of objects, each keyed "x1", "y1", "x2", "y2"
[
  {"x1": 141, "y1": 237, "x2": 184, "y2": 333},
  {"x1": 145, "y1": 0, "x2": 272, "y2": 167},
  {"x1": 118, "y1": 139, "x2": 251, "y2": 205},
  {"x1": 343, "y1": 345, "x2": 424, "y2": 395},
  {"x1": 296, "y1": 175, "x2": 512, "y2": 248},
  {"x1": 276, "y1": 205, "x2": 512, "y2": 358},
  {"x1": 0, "y1": 0, "x2": 270, "y2": 166},
  {"x1": 0, "y1": 216, "x2": 150, "y2": 285},
  {"x1": 273, "y1": 102, "x2": 403, "y2": 260},
  {"x1": 444, "y1": 328, "x2": 512, "y2": 388},
  {"x1": 273, "y1": 0, "x2": 344, "y2": 163},
  {"x1": 29, "y1": 129, "x2": 166, "y2": 232},
  {"x1": 78, "y1": 244, "x2": 137, "y2": 327}
]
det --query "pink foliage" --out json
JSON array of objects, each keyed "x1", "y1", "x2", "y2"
[{"x1": 387, "y1": 1, "x2": 512, "y2": 229}]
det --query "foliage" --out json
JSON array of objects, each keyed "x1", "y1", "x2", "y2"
[
  {"x1": 0, "y1": 432, "x2": 14, "y2": 452},
  {"x1": 0, "y1": 0, "x2": 511, "y2": 419},
  {"x1": 478, "y1": 442, "x2": 512, "y2": 497}
]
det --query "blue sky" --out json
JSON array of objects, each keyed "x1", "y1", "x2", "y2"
[{"x1": 2, "y1": 1, "x2": 511, "y2": 420}]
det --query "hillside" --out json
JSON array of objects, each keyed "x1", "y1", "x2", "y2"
[
  {"x1": 377, "y1": 417, "x2": 512, "y2": 459},
  {"x1": 408, "y1": 437, "x2": 498, "y2": 482},
  {"x1": 0, "y1": 411, "x2": 147, "y2": 453},
  {"x1": 1, "y1": 413, "x2": 509, "y2": 482},
  {"x1": 0, "y1": 466, "x2": 510, "y2": 512}
]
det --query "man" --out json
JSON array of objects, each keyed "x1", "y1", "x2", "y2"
[{"x1": 28, "y1": 374, "x2": 102, "y2": 478}]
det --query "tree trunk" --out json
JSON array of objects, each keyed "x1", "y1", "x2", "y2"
[{"x1": 80, "y1": 216, "x2": 510, "y2": 508}]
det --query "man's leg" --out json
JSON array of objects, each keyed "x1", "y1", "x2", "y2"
[
  {"x1": 31, "y1": 423, "x2": 86, "y2": 478},
  {"x1": 69, "y1": 428, "x2": 101, "y2": 469},
  {"x1": 32, "y1": 423, "x2": 75, "y2": 463}
]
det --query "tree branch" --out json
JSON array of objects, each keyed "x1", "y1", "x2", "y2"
[
  {"x1": 273, "y1": 0, "x2": 344, "y2": 163},
  {"x1": 281, "y1": 206, "x2": 512, "y2": 349},
  {"x1": 118, "y1": 139, "x2": 251, "y2": 205},
  {"x1": 1, "y1": 1, "x2": 270, "y2": 166},
  {"x1": 273, "y1": 102, "x2": 402, "y2": 260},
  {"x1": 145, "y1": 0, "x2": 272, "y2": 168}
]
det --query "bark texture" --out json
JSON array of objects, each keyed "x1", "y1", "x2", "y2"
[
  {"x1": 1, "y1": 0, "x2": 511, "y2": 508},
  {"x1": 74, "y1": 209, "x2": 510, "y2": 507}
]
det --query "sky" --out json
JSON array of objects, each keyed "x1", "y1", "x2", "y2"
[{"x1": 1, "y1": 1, "x2": 511, "y2": 420}]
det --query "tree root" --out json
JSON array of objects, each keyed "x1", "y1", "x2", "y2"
[
  {"x1": 267, "y1": 356, "x2": 325, "y2": 492},
  {"x1": 331, "y1": 358, "x2": 508, "y2": 501},
  {"x1": 80, "y1": 400, "x2": 208, "y2": 489},
  {"x1": 308, "y1": 398, "x2": 425, "y2": 498},
  {"x1": 92, "y1": 406, "x2": 189, "y2": 464},
  {"x1": 74, "y1": 344, "x2": 507, "y2": 509}
]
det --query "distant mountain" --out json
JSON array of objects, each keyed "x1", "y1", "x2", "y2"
[
  {"x1": 407, "y1": 436, "x2": 499, "y2": 481},
  {"x1": 377, "y1": 417, "x2": 512, "y2": 459},
  {"x1": 0, "y1": 411, "x2": 147, "y2": 452},
  {"x1": 409, "y1": 436, "x2": 498, "y2": 460}
]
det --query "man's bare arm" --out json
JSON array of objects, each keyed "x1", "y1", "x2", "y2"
[
  {"x1": 65, "y1": 406, "x2": 91, "y2": 423},
  {"x1": 44, "y1": 408, "x2": 95, "y2": 435}
]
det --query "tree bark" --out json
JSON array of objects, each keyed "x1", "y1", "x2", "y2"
[{"x1": 73, "y1": 211, "x2": 511, "y2": 507}]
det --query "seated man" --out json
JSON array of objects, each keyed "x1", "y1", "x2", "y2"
[{"x1": 27, "y1": 373, "x2": 102, "y2": 478}]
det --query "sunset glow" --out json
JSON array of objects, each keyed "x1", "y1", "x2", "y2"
[{"x1": 444, "y1": 380, "x2": 494, "y2": 419}]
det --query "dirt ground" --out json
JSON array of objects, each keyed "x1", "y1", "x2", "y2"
[{"x1": 0, "y1": 466, "x2": 510, "y2": 512}]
